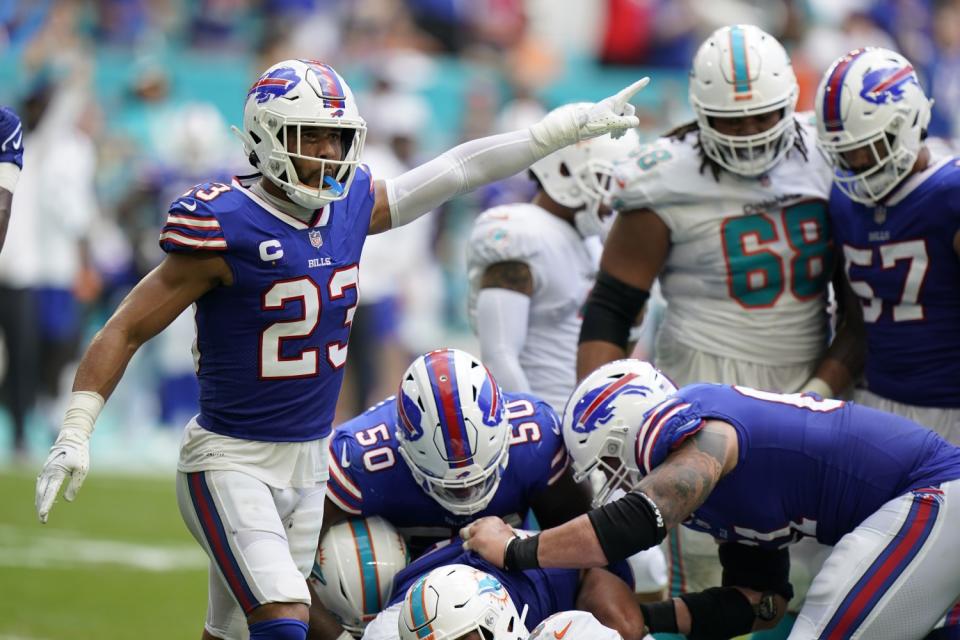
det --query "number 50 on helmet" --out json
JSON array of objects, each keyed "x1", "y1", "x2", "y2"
[{"x1": 562, "y1": 359, "x2": 677, "y2": 507}]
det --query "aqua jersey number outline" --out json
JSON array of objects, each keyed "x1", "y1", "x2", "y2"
[{"x1": 720, "y1": 201, "x2": 832, "y2": 308}]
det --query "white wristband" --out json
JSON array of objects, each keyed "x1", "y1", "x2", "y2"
[
  {"x1": 800, "y1": 377, "x2": 833, "y2": 398},
  {"x1": 334, "y1": 631, "x2": 354, "y2": 640},
  {"x1": 0, "y1": 163, "x2": 19, "y2": 192},
  {"x1": 61, "y1": 390, "x2": 105, "y2": 437}
]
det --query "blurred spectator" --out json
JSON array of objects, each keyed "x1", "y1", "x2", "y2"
[
  {"x1": 0, "y1": 67, "x2": 101, "y2": 455},
  {"x1": 115, "y1": 102, "x2": 244, "y2": 428},
  {"x1": 868, "y1": 0, "x2": 936, "y2": 68},
  {"x1": 927, "y1": 1, "x2": 960, "y2": 139},
  {"x1": 92, "y1": 0, "x2": 151, "y2": 47},
  {"x1": 599, "y1": 0, "x2": 698, "y2": 68}
]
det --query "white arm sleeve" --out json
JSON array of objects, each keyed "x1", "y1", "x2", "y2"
[
  {"x1": 386, "y1": 129, "x2": 540, "y2": 229},
  {"x1": 385, "y1": 79, "x2": 646, "y2": 228},
  {"x1": 476, "y1": 287, "x2": 532, "y2": 394}
]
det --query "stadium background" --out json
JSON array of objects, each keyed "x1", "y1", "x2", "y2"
[{"x1": 0, "y1": 1, "x2": 958, "y2": 637}]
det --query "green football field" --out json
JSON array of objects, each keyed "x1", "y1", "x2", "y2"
[{"x1": 0, "y1": 468, "x2": 208, "y2": 639}]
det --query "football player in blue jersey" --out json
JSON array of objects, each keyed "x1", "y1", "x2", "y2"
[
  {"x1": 32, "y1": 57, "x2": 650, "y2": 640},
  {"x1": 815, "y1": 47, "x2": 960, "y2": 445},
  {"x1": 309, "y1": 348, "x2": 591, "y2": 639},
  {"x1": 360, "y1": 533, "x2": 645, "y2": 640},
  {"x1": 463, "y1": 359, "x2": 960, "y2": 640},
  {"x1": 0, "y1": 106, "x2": 23, "y2": 253}
]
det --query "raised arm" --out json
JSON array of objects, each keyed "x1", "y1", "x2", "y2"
[
  {"x1": 35, "y1": 252, "x2": 231, "y2": 522},
  {"x1": 366, "y1": 79, "x2": 650, "y2": 234}
]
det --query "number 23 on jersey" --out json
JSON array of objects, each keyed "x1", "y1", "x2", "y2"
[{"x1": 259, "y1": 266, "x2": 360, "y2": 379}]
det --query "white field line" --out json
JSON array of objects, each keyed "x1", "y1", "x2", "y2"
[{"x1": 0, "y1": 525, "x2": 206, "y2": 572}]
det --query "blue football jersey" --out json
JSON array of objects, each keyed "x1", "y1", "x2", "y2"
[
  {"x1": 327, "y1": 392, "x2": 569, "y2": 555},
  {"x1": 637, "y1": 384, "x2": 960, "y2": 547},
  {"x1": 830, "y1": 157, "x2": 960, "y2": 407},
  {"x1": 386, "y1": 538, "x2": 635, "y2": 631},
  {"x1": 159, "y1": 171, "x2": 375, "y2": 441}
]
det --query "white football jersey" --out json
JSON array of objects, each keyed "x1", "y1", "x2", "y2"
[
  {"x1": 527, "y1": 611, "x2": 632, "y2": 640},
  {"x1": 467, "y1": 203, "x2": 597, "y2": 412},
  {"x1": 613, "y1": 117, "x2": 833, "y2": 367}
]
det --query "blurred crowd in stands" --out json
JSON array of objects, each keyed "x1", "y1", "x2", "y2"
[{"x1": 1, "y1": 0, "x2": 959, "y2": 464}]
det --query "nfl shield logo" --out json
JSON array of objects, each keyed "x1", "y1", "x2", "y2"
[{"x1": 308, "y1": 228, "x2": 323, "y2": 248}]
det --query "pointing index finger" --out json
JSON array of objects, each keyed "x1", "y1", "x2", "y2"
[{"x1": 613, "y1": 77, "x2": 650, "y2": 105}]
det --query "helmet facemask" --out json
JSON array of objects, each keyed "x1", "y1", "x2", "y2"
[
  {"x1": 257, "y1": 115, "x2": 367, "y2": 209},
  {"x1": 567, "y1": 426, "x2": 641, "y2": 508},
  {"x1": 695, "y1": 105, "x2": 797, "y2": 177},
  {"x1": 398, "y1": 442, "x2": 510, "y2": 516},
  {"x1": 819, "y1": 113, "x2": 921, "y2": 204},
  {"x1": 571, "y1": 157, "x2": 620, "y2": 238}
]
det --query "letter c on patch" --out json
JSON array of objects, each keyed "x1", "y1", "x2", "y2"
[{"x1": 259, "y1": 239, "x2": 284, "y2": 261}]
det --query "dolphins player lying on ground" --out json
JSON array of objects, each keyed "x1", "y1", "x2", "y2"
[{"x1": 360, "y1": 529, "x2": 646, "y2": 640}]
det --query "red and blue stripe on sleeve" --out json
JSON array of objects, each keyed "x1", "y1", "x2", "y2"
[
  {"x1": 159, "y1": 200, "x2": 228, "y2": 253},
  {"x1": 327, "y1": 437, "x2": 363, "y2": 515}
]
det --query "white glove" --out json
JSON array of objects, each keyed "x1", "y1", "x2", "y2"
[
  {"x1": 35, "y1": 391, "x2": 104, "y2": 523},
  {"x1": 529, "y1": 77, "x2": 649, "y2": 156}
]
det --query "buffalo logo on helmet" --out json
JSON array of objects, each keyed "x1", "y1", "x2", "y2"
[
  {"x1": 398, "y1": 392, "x2": 425, "y2": 441},
  {"x1": 859, "y1": 65, "x2": 919, "y2": 105},
  {"x1": 571, "y1": 373, "x2": 654, "y2": 434},
  {"x1": 248, "y1": 66, "x2": 301, "y2": 104},
  {"x1": 477, "y1": 369, "x2": 503, "y2": 428}
]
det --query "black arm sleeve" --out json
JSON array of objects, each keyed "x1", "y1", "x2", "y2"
[
  {"x1": 587, "y1": 490, "x2": 666, "y2": 563},
  {"x1": 578, "y1": 270, "x2": 649, "y2": 349},
  {"x1": 718, "y1": 542, "x2": 794, "y2": 601}
]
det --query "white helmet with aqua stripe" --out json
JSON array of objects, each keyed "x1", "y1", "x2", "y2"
[
  {"x1": 309, "y1": 516, "x2": 409, "y2": 636},
  {"x1": 689, "y1": 24, "x2": 799, "y2": 176},
  {"x1": 398, "y1": 564, "x2": 528, "y2": 640}
]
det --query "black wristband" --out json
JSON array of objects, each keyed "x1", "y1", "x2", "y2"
[
  {"x1": 679, "y1": 586, "x2": 756, "y2": 640},
  {"x1": 587, "y1": 490, "x2": 666, "y2": 563},
  {"x1": 503, "y1": 534, "x2": 540, "y2": 571},
  {"x1": 638, "y1": 600, "x2": 678, "y2": 634}
]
